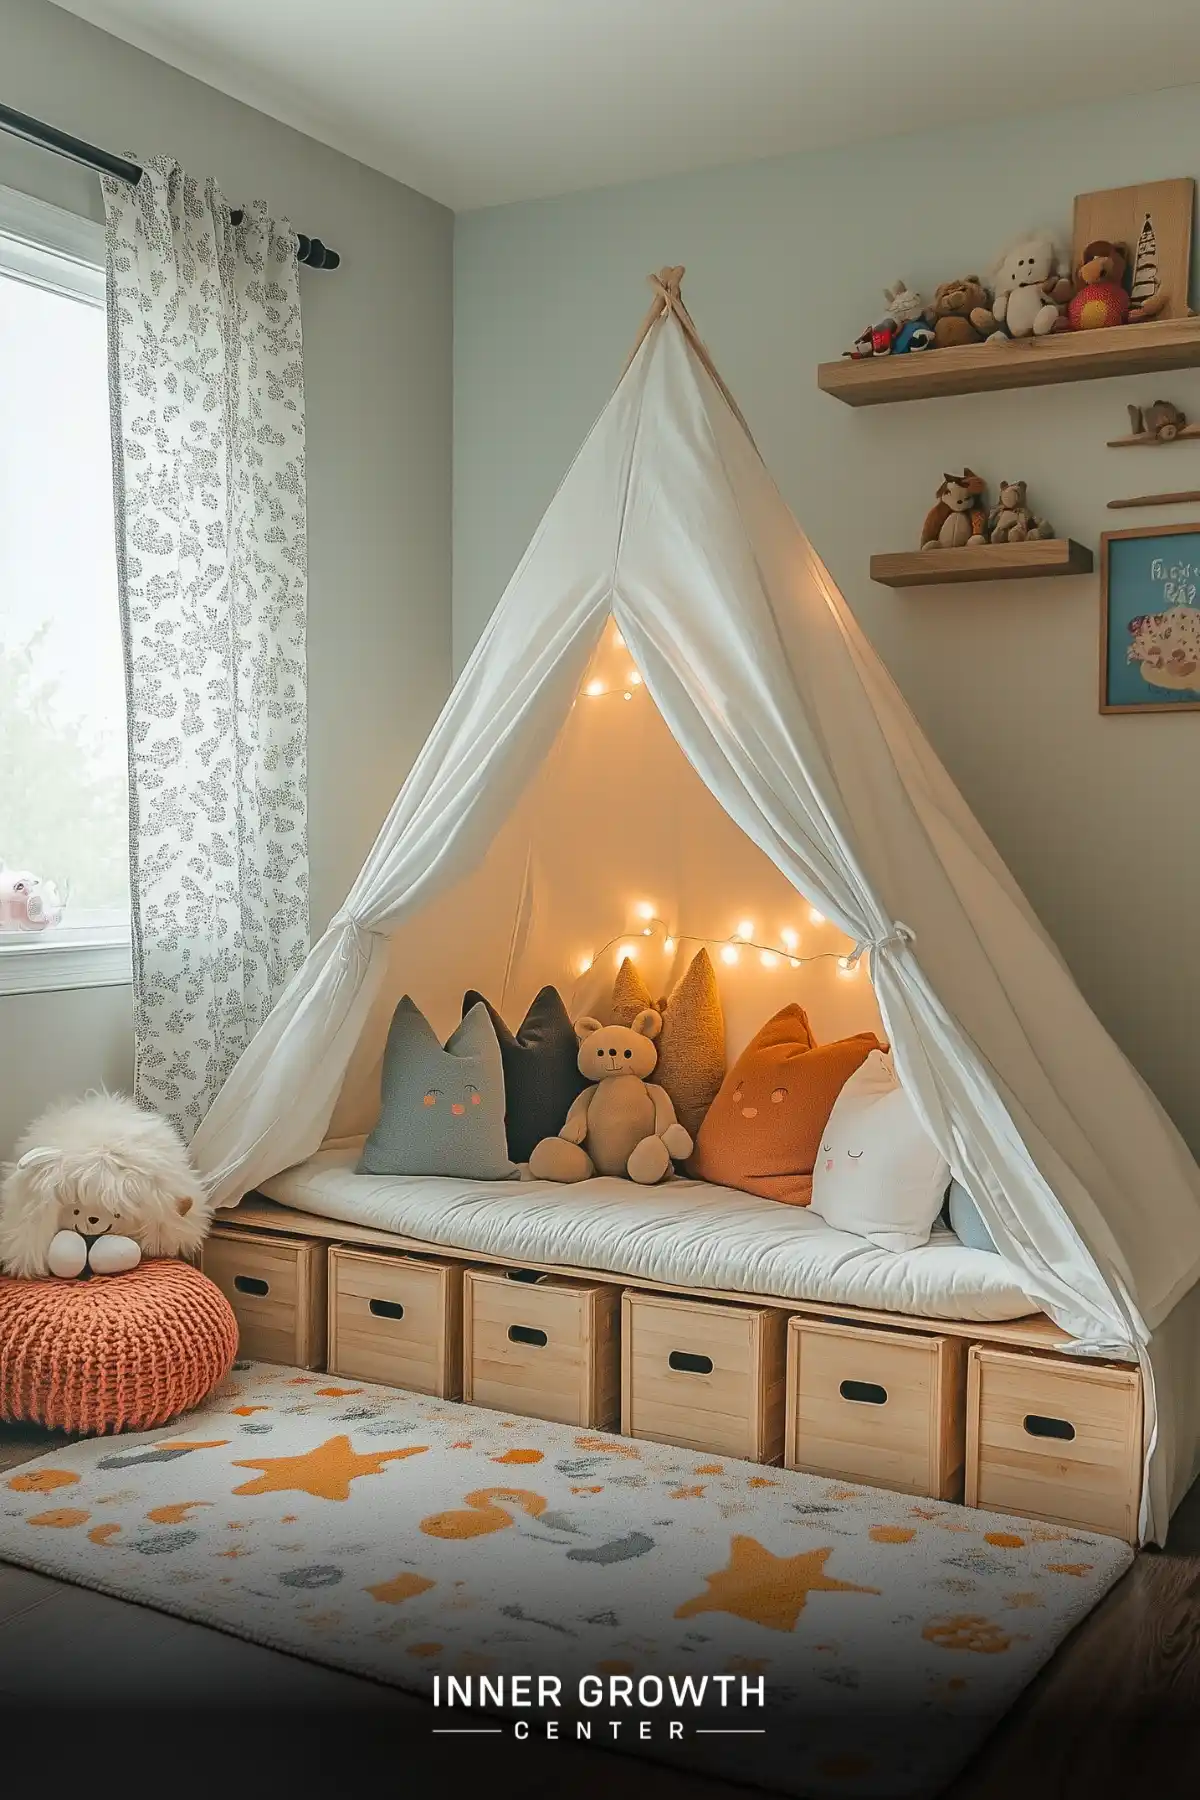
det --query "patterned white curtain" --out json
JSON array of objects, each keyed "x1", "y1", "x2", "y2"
[{"x1": 103, "y1": 158, "x2": 309, "y2": 1139}]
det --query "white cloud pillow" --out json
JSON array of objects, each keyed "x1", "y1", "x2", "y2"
[{"x1": 809, "y1": 1049, "x2": 949, "y2": 1251}]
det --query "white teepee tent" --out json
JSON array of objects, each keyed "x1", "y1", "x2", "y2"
[{"x1": 192, "y1": 270, "x2": 1200, "y2": 1542}]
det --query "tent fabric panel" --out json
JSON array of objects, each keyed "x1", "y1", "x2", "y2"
[{"x1": 189, "y1": 304, "x2": 1200, "y2": 1540}]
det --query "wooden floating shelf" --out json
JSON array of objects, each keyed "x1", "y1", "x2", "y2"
[
  {"x1": 819, "y1": 317, "x2": 1200, "y2": 407},
  {"x1": 871, "y1": 539, "x2": 1094, "y2": 589}
]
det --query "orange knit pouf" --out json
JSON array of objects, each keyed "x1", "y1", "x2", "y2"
[{"x1": 0, "y1": 1258, "x2": 238, "y2": 1435}]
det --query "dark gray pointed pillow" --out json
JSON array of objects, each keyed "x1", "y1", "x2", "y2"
[
  {"x1": 358, "y1": 996, "x2": 516, "y2": 1179},
  {"x1": 462, "y1": 986, "x2": 587, "y2": 1164}
]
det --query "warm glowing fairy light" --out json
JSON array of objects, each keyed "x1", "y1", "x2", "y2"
[
  {"x1": 622, "y1": 690, "x2": 633, "y2": 701},
  {"x1": 809, "y1": 907, "x2": 825, "y2": 925},
  {"x1": 628, "y1": 671, "x2": 642, "y2": 686},
  {"x1": 592, "y1": 910, "x2": 872, "y2": 992},
  {"x1": 585, "y1": 679, "x2": 604, "y2": 697}
]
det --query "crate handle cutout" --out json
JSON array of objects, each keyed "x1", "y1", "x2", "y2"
[
  {"x1": 669, "y1": 1350, "x2": 714, "y2": 1375},
  {"x1": 369, "y1": 1299, "x2": 406, "y2": 1321},
  {"x1": 233, "y1": 1275, "x2": 269, "y2": 1297},
  {"x1": 840, "y1": 1379, "x2": 888, "y2": 1405},
  {"x1": 1023, "y1": 1413, "x2": 1076, "y2": 1441},
  {"x1": 506, "y1": 1269, "x2": 549, "y2": 1284},
  {"x1": 508, "y1": 1324, "x2": 548, "y2": 1347}
]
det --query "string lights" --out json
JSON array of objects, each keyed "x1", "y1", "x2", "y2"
[
  {"x1": 572, "y1": 626, "x2": 871, "y2": 990},
  {"x1": 582, "y1": 672, "x2": 642, "y2": 702},
  {"x1": 571, "y1": 910, "x2": 865, "y2": 998}
]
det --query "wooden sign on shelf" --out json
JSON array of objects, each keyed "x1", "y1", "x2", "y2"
[{"x1": 1072, "y1": 179, "x2": 1195, "y2": 322}]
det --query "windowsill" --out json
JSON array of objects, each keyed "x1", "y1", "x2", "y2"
[{"x1": 0, "y1": 927, "x2": 133, "y2": 996}]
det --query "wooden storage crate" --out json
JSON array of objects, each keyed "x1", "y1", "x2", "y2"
[
  {"x1": 965, "y1": 1345, "x2": 1143, "y2": 1542},
  {"x1": 621, "y1": 1290, "x2": 787, "y2": 1463},
  {"x1": 201, "y1": 1226, "x2": 327, "y2": 1368},
  {"x1": 785, "y1": 1316, "x2": 967, "y2": 1499},
  {"x1": 463, "y1": 1267, "x2": 620, "y2": 1428},
  {"x1": 327, "y1": 1246, "x2": 463, "y2": 1397}
]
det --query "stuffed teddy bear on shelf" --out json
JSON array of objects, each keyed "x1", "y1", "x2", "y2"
[
  {"x1": 981, "y1": 232, "x2": 1073, "y2": 340},
  {"x1": 986, "y1": 479, "x2": 1054, "y2": 544},
  {"x1": 1066, "y1": 240, "x2": 1133, "y2": 331},
  {"x1": 925, "y1": 275, "x2": 994, "y2": 348},
  {"x1": 0, "y1": 1092, "x2": 211, "y2": 1278},
  {"x1": 528, "y1": 1011, "x2": 692, "y2": 1185},
  {"x1": 1066, "y1": 238, "x2": 1166, "y2": 331}
]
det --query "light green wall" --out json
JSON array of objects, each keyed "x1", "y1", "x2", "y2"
[
  {"x1": 454, "y1": 84, "x2": 1200, "y2": 1154},
  {"x1": 1, "y1": 0, "x2": 453, "y2": 1154}
]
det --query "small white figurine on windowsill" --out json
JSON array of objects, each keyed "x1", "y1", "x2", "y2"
[{"x1": 0, "y1": 1093, "x2": 212, "y2": 1279}]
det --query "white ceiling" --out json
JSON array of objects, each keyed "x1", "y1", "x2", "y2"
[{"x1": 49, "y1": 0, "x2": 1200, "y2": 211}]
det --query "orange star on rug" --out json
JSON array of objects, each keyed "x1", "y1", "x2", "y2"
[
  {"x1": 230, "y1": 1435, "x2": 427, "y2": 1501},
  {"x1": 675, "y1": 1536, "x2": 880, "y2": 1633}
]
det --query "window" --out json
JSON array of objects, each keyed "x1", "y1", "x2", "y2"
[{"x1": 0, "y1": 187, "x2": 131, "y2": 994}]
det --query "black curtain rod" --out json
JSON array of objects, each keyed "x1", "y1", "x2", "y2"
[{"x1": 0, "y1": 101, "x2": 340, "y2": 269}]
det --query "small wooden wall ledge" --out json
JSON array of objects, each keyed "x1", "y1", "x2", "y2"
[{"x1": 871, "y1": 539, "x2": 1094, "y2": 589}]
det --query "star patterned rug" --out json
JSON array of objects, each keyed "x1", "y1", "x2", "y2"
[{"x1": 0, "y1": 1361, "x2": 1131, "y2": 1797}]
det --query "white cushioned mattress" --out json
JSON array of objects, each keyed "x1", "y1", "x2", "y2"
[{"x1": 257, "y1": 1148, "x2": 1036, "y2": 1324}]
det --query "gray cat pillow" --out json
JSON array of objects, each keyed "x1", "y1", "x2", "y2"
[{"x1": 358, "y1": 996, "x2": 517, "y2": 1180}]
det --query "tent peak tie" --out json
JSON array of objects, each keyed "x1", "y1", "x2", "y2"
[
  {"x1": 621, "y1": 265, "x2": 759, "y2": 450},
  {"x1": 847, "y1": 921, "x2": 916, "y2": 967}
]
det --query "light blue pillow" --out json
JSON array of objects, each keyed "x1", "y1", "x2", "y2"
[
  {"x1": 947, "y1": 1179, "x2": 998, "y2": 1254},
  {"x1": 359, "y1": 996, "x2": 516, "y2": 1180}
]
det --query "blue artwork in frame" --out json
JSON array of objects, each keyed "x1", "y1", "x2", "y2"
[{"x1": 1100, "y1": 524, "x2": 1200, "y2": 713}]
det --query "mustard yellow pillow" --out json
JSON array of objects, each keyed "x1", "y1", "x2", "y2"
[
  {"x1": 655, "y1": 947, "x2": 726, "y2": 1140},
  {"x1": 611, "y1": 955, "x2": 656, "y2": 1025}
]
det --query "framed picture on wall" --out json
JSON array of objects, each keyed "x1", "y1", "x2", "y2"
[{"x1": 1100, "y1": 523, "x2": 1200, "y2": 713}]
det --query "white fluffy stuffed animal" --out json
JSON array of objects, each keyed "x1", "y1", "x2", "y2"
[
  {"x1": 984, "y1": 232, "x2": 1072, "y2": 340},
  {"x1": 0, "y1": 1093, "x2": 211, "y2": 1278}
]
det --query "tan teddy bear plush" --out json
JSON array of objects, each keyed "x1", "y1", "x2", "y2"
[
  {"x1": 527, "y1": 1010, "x2": 693, "y2": 1185},
  {"x1": 985, "y1": 479, "x2": 1053, "y2": 544}
]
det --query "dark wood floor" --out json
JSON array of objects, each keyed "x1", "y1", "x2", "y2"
[{"x1": 3, "y1": 1417, "x2": 1199, "y2": 1798}]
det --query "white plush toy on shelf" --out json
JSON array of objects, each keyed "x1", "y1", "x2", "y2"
[{"x1": 0, "y1": 1092, "x2": 211, "y2": 1279}]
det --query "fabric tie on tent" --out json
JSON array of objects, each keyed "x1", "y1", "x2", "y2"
[
  {"x1": 190, "y1": 269, "x2": 1200, "y2": 1543},
  {"x1": 846, "y1": 922, "x2": 917, "y2": 969}
]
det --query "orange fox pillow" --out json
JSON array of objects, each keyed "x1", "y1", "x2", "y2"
[{"x1": 689, "y1": 1005, "x2": 884, "y2": 1205}]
